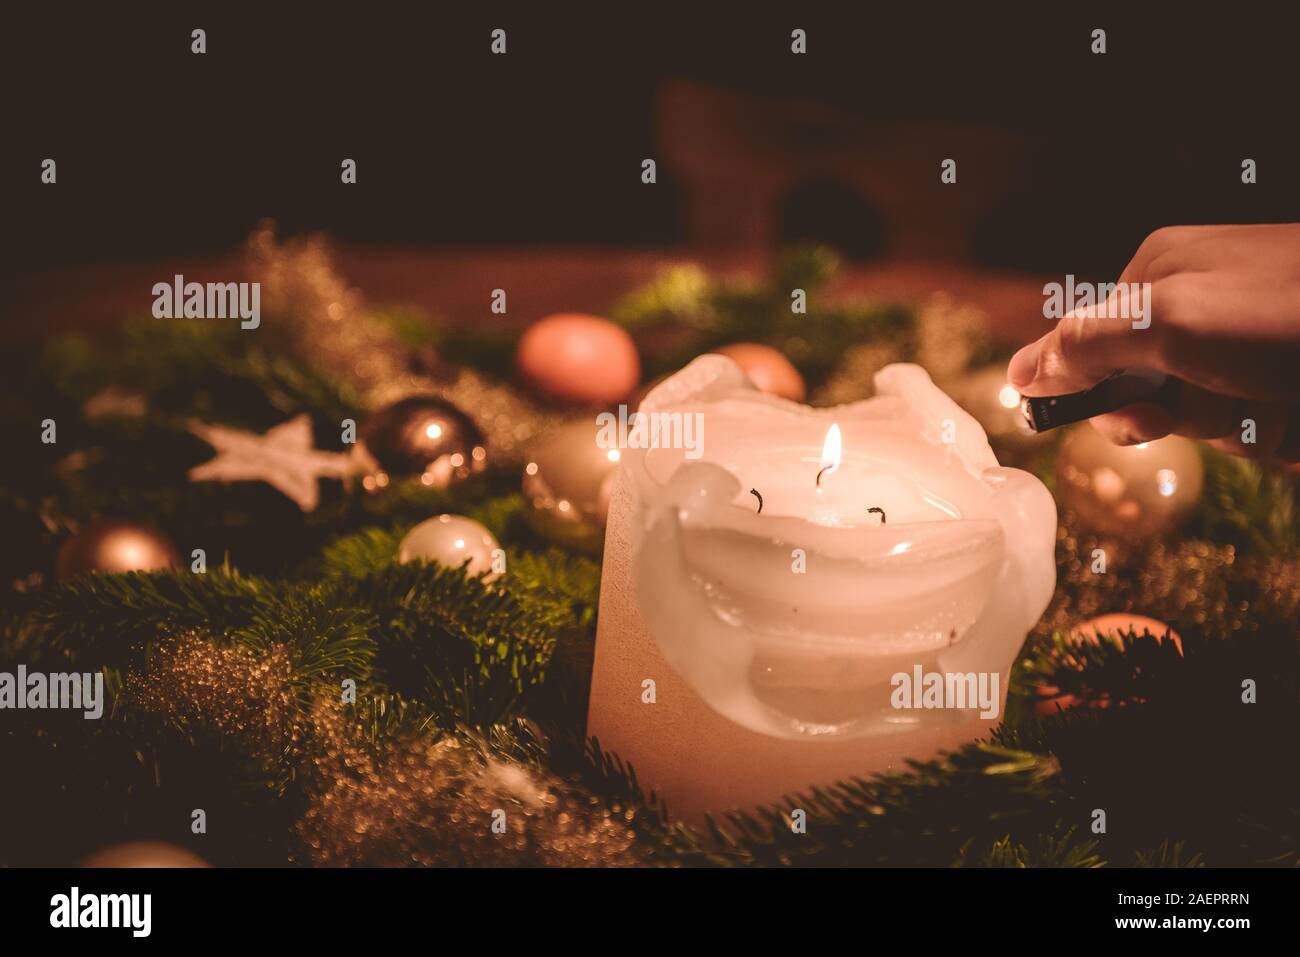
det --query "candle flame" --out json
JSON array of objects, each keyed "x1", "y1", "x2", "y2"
[{"x1": 820, "y1": 423, "x2": 842, "y2": 478}]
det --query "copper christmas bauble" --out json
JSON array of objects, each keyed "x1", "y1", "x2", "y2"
[
  {"x1": 359, "y1": 396, "x2": 488, "y2": 484},
  {"x1": 1073, "y1": 613, "x2": 1183, "y2": 654},
  {"x1": 55, "y1": 520, "x2": 180, "y2": 580},
  {"x1": 81, "y1": 841, "x2": 210, "y2": 868},
  {"x1": 713, "y1": 343, "x2": 806, "y2": 402},
  {"x1": 516, "y1": 313, "x2": 640, "y2": 406},
  {"x1": 1055, "y1": 425, "x2": 1203, "y2": 537}
]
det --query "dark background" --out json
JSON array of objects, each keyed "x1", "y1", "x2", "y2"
[{"x1": 4, "y1": 5, "x2": 1298, "y2": 279}]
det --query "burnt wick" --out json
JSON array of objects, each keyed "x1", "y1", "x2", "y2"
[
  {"x1": 815, "y1": 465, "x2": 832, "y2": 488},
  {"x1": 749, "y1": 488, "x2": 764, "y2": 514},
  {"x1": 867, "y1": 506, "x2": 886, "y2": 524}
]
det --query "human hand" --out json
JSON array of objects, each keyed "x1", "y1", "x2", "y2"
[{"x1": 1007, "y1": 224, "x2": 1300, "y2": 461}]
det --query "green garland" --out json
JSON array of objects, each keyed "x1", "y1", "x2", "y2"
[
  {"x1": 609, "y1": 245, "x2": 918, "y2": 386},
  {"x1": 2, "y1": 248, "x2": 1298, "y2": 866}
]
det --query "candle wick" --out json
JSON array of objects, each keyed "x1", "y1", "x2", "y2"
[
  {"x1": 749, "y1": 488, "x2": 764, "y2": 514},
  {"x1": 867, "y1": 506, "x2": 886, "y2": 524},
  {"x1": 815, "y1": 465, "x2": 832, "y2": 488}
]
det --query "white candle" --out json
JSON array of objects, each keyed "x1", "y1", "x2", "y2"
[{"x1": 588, "y1": 356, "x2": 1056, "y2": 821}]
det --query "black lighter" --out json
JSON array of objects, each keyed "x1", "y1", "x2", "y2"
[{"x1": 1019, "y1": 369, "x2": 1180, "y2": 433}]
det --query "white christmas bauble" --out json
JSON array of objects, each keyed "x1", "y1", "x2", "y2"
[{"x1": 398, "y1": 514, "x2": 501, "y2": 580}]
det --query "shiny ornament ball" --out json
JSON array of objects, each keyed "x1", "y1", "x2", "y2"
[
  {"x1": 398, "y1": 514, "x2": 501, "y2": 580},
  {"x1": 516, "y1": 313, "x2": 640, "y2": 406},
  {"x1": 359, "y1": 396, "x2": 487, "y2": 485},
  {"x1": 55, "y1": 521, "x2": 180, "y2": 581},
  {"x1": 1055, "y1": 425, "x2": 1203, "y2": 537},
  {"x1": 82, "y1": 841, "x2": 209, "y2": 868},
  {"x1": 713, "y1": 343, "x2": 806, "y2": 402},
  {"x1": 522, "y1": 420, "x2": 622, "y2": 553}
]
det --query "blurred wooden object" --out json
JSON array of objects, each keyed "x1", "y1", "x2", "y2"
[{"x1": 657, "y1": 81, "x2": 1029, "y2": 258}]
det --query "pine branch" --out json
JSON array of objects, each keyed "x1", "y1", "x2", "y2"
[
  {"x1": 968, "y1": 828, "x2": 1104, "y2": 868},
  {"x1": 1192, "y1": 447, "x2": 1300, "y2": 554},
  {"x1": 41, "y1": 319, "x2": 364, "y2": 426},
  {"x1": 1004, "y1": 648, "x2": 1300, "y2": 867},
  {"x1": 607, "y1": 244, "x2": 914, "y2": 387},
  {"x1": 316, "y1": 525, "x2": 405, "y2": 578},
  {"x1": 1017, "y1": 623, "x2": 1298, "y2": 712},
  {"x1": 1016, "y1": 626, "x2": 1194, "y2": 708},
  {"x1": 660, "y1": 744, "x2": 1066, "y2": 867},
  {"x1": 538, "y1": 731, "x2": 705, "y2": 861},
  {"x1": 30, "y1": 565, "x2": 267, "y2": 669},
  {"x1": 1133, "y1": 839, "x2": 1205, "y2": 868},
  {"x1": 505, "y1": 548, "x2": 602, "y2": 726},
  {"x1": 231, "y1": 585, "x2": 378, "y2": 685},
  {"x1": 505, "y1": 548, "x2": 600, "y2": 631},
  {"x1": 332, "y1": 561, "x2": 563, "y2": 729}
]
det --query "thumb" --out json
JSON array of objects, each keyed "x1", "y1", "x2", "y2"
[{"x1": 1009, "y1": 294, "x2": 1164, "y2": 396}]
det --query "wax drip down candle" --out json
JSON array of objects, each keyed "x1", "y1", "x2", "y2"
[{"x1": 587, "y1": 355, "x2": 1056, "y2": 822}]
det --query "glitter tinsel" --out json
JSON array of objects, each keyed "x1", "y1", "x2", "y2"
[
  {"x1": 245, "y1": 221, "x2": 550, "y2": 457},
  {"x1": 913, "y1": 292, "x2": 987, "y2": 386},
  {"x1": 126, "y1": 635, "x2": 645, "y2": 866},
  {"x1": 811, "y1": 340, "x2": 905, "y2": 405},
  {"x1": 293, "y1": 697, "x2": 646, "y2": 867},
  {"x1": 1034, "y1": 513, "x2": 1300, "y2": 644},
  {"x1": 125, "y1": 633, "x2": 298, "y2": 757},
  {"x1": 810, "y1": 293, "x2": 986, "y2": 405}
]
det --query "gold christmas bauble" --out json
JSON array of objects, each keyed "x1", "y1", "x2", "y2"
[
  {"x1": 55, "y1": 521, "x2": 180, "y2": 581},
  {"x1": 1055, "y1": 425, "x2": 1203, "y2": 537},
  {"x1": 522, "y1": 420, "x2": 622, "y2": 553},
  {"x1": 81, "y1": 841, "x2": 209, "y2": 868}
]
